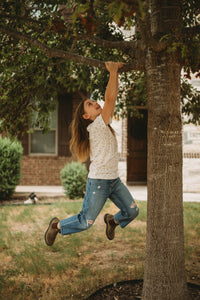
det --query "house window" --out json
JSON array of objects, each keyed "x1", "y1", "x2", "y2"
[{"x1": 30, "y1": 109, "x2": 57, "y2": 155}]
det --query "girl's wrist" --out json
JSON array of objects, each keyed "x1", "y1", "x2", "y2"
[{"x1": 109, "y1": 70, "x2": 118, "y2": 76}]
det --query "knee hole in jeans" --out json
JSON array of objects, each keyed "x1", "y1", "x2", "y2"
[{"x1": 129, "y1": 206, "x2": 139, "y2": 219}]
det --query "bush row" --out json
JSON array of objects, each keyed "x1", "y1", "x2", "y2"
[
  {"x1": 0, "y1": 135, "x2": 87, "y2": 200},
  {"x1": 60, "y1": 161, "x2": 88, "y2": 199},
  {"x1": 0, "y1": 136, "x2": 23, "y2": 199}
]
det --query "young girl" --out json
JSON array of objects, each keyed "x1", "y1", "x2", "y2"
[{"x1": 45, "y1": 61, "x2": 139, "y2": 246}]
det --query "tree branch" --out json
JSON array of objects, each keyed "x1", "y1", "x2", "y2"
[
  {"x1": 0, "y1": 26, "x2": 145, "y2": 71},
  {"x1": 76, "y1": 33, "x2": 146, "y2": 51},
  {"x1": 76, "y1": 34, "x2": 132, "y2": 49}
]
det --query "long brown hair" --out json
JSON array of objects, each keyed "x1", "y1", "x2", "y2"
[
  {"x1": 70, "y1": 99, "x2": 115, "y2": 162},
  {"x1": 70, "y1": 100, "x2": 92, "y2": 162}
]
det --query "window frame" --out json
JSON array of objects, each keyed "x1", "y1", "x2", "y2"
[{"x1": 29, "y1": 106, "x2": 58, "y2": 156}]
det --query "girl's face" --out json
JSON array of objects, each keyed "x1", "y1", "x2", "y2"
[{"x1": 83, "y1": 99, "x2": 102, "y2": 121}]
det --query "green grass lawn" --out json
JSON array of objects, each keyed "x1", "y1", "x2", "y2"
[{"x1": 0, "y1": 200, "x2": 199, "y2": 300}]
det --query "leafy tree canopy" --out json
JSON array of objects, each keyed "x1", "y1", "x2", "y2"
[{"x1": 0, "y1": 0, "x2": 200, "y2": 137}]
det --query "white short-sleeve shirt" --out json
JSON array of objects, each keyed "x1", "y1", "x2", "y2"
[{"x1": 87, "y1": 114, "x2": 119, "y2": 179}]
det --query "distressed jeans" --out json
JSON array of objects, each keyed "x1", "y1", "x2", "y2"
[{"x1": 59, "y1": 177, "x2": 139, "y2": 236}]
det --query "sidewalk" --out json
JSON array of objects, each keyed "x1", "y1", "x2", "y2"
[
  {"x1": 15, "y1": 185, "x2": 200, "y2": 202},
  {"x1": 15, "y1": 159, "x2": 200, "y2": 203}
]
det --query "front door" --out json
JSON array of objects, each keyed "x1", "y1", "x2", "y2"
[{"x1": 127, "y1": 109, "x2": 147, "y2": 185}]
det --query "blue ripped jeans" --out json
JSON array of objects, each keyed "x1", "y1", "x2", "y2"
[{"x1": 59, "y1": 177, "x2": 139, "y2": 236}]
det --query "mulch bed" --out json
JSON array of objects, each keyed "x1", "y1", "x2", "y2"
[{"x1": 87, "y1": 280, "x2": 200, "y2": 300}]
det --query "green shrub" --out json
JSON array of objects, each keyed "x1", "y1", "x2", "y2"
[
  {"x1": 0, "y1": 136, "x2": 23, "y2": 200},
  {"x1": 60, "y1": 161, "x2": 88, "y2": 199}
]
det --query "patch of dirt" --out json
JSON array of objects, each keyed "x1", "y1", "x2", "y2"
[
  {"x1": 11, "y1": 223, "x2": 36, "y2": 233},
  {"x1": 87, "y1": 280, "x2": 200, "y2": 300}
]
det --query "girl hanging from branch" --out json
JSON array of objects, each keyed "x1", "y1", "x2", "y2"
[{"x1": 45, "y1": 61, "x2": 139, "y2": 246}]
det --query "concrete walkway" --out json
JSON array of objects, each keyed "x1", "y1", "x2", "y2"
[
  {"x1": 15, "y1": 158, "x2": 200, "y2": 203},
  {"x1": 15, "y1": 184, "x2": 200, "y2": 202}
]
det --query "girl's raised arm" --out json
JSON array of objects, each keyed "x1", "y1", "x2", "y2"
[{"x1": 101, "y1": 62, "x2": 123, "y2": 125}]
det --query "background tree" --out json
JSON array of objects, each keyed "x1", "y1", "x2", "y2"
[
  {"x1": 1, "y1": 0, "x2": 199, "y2": 137},
  {"x1": 0, "y1": 1, "x2": 200, "y2": 299}
]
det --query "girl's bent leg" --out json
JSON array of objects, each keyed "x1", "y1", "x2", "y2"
[
  {"x1": 60, "y1": 178, "x2": 110, "y2": 235},
  {"x1": 109, "y1": 178, "x2": 139, "y2": 228}
]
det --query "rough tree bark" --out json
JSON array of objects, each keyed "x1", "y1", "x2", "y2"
[{"x1": 142, "y1": 0, "x2": 189, "y2": 299}]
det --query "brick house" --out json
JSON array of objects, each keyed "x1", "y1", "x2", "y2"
[
  {"x1": 19, "y1": 92, "x2": 83, "y2": 185},
  {"x1": 18, "y1": 87, "x2": 200, "y2": 186},
  {"x1": 19, "y1": 92, "x2": 147, "y2": 186}
]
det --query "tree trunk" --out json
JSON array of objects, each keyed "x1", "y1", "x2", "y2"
[{"x1": 142, "y1": 1, "x2": 189, "y2": 299}]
